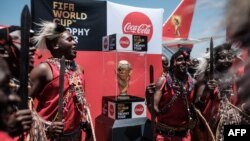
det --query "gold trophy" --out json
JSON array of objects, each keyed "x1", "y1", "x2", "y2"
[
  {"x1": 172, "y1": 15, "x2": 181, "y2": 36},
  {"x1": 117, "y1": 60, "x2": 131, "y2": 100}
]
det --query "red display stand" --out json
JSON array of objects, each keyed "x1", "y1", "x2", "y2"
[{"x1": 95, "y1": 95, "x2": 152, "y2": 141}]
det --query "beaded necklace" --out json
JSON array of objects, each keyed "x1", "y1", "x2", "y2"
[
  {"x1": 216, "y1": 98, "x2": 250, "y2": 141},
  {"x1": 47, "y1": 57, "x2": 77, "y2": 72},
  {"x1": 172, "y1": 74, "x2": 195, "y2": 122},
  {"x1": 214, "y1": 72, "x2": 250, "y2": 140},
  {"x1": 160, "y1": 73, "x2": 194, "y2": 113},
  {"x1": 215, "y1": 71, "x2": 234, "y2": 99},
  {"x1": 47, "y1": 58, "x2": 86, "y2": 118}
]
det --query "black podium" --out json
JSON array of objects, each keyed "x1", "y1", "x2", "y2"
[{"x1": 95, "y1": 95, "x2": 152, "y2": 141}]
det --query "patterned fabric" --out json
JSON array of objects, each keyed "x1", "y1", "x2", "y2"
[
  {"x1": 27, "y1": 110, "x2": 47, "y2": 141},
  {"x1": 34, "y1": 58, "x2": 87, "y2": 139},
  {"x1": 156, "y1": 74, "x2": 195, "y2": 141},
  {"x1": 202, "y1": 75, "x2": 237, "y2": 134},
  {"x1": 215, "y1": 101, "x2": 250, "y2": 141}
]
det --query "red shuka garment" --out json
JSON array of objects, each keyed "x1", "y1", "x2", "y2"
[
  {"x1": 34, "y1": 60, "x2": 86, "y2": 133},
  {"x1": 156, "y1": 74, "x2": 194, "y2": 141}
]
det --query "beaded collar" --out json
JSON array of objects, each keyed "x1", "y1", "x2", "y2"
[
  {"x1": 47, "y1": 57, "x2": 77, "y2": 71},
  {"x1": 214, "y1": 71, "x2": 234, "y2": 99},
  {"x1": 46, "y1": 57, "x2": 87, "y2": 120},
  {"x1": 166, "y1": 73, "x2": 194, "y2": 96},
  {"x1": 160, "y1": 73, "x2": 194, "y2": 113}
]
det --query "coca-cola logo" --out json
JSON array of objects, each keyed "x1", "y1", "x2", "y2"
[
  {"x1": 109, "y1": 104, "x2": 114, "y2": 116},
  {"x1": 122, "y1": 12, "x2": 153, "y2": 42},
  {"x1": 119, "y1": 36, "x2": 130, "y2": 48},
  {"x1": 103, "y1": 37, "x2": 108, "y2": 49},
  {"x1": 134, "y1": 104, "x2": 144, "y2": 115}
]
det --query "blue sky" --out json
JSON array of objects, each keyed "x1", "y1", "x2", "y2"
[{"x1": 0, "y1": 0, "x2": 226, "y2": 58}]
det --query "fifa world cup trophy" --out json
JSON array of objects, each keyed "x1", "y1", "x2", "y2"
[{"x1": 117, "y1": 60, "x2": 131, "y2": 100}]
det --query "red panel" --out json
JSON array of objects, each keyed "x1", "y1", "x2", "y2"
[
  {"x1": 162, "y1": 0, "x2": 196, "y2": 39},
  {"x1": 34, "y1": 51, "x2": 162, "y2": 125}
]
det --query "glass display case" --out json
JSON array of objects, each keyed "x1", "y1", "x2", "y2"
[{"x1": 95, "y1": 34, "x2": 152, "y2": 141}]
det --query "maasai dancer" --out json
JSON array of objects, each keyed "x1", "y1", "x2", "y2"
[{"x1": 29, "y1": 21, "x2": 92, "y2": 141}]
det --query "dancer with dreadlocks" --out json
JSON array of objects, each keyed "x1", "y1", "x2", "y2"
[
  {"x1": 29, "y1": 21, "x2": 93, "y2": 141},
  {"x1": 220, "y1": 0, "x2": 250, "y2": 138},
  {"x1": 194, "y1": 43, "x2": 248, "y2": 140}
]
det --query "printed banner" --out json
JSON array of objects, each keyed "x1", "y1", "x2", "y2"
[
  {"x1": 31, "y1": 0, "x2": 107, "y2": 51},
  {"x1": 102, "y1": 34, "x2": 147, "y2": 52},
  {"x1": 107, "y1": 2, "x2": 164, "y2": 54}
]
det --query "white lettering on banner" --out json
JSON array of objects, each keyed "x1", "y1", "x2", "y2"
[
  {"x1": 124, "y1": 23, "x2": 151, "y2": 35},
  {"x1": 66, "y1": 27, "x2": 90, "y2": 43},
  {"x1": 73, "y1": 36, "x2": 78, "y2": 43},
  {"x1": 67, "y1": 28, "x2": 90, "y2": 36}
]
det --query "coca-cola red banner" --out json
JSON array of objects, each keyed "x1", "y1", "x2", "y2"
[
  {"x1": 107, "y1": 2, "x2": 163, "y2": 54},
  {"x1": 122, "y1": 12, "x2": 153, "y2": 42},
  {"x1": 31, "y1": 0, "x2": 107, "y2": 51}
]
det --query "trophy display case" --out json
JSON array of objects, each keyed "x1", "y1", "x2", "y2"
[
  {"x1": 101, "y1": 33, "x2": 148, "y2": 100},
  {"x1": 95, "y1": 34, "x2": 152, "y2": 141}
]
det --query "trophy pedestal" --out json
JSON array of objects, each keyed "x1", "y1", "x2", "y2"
[
  {"x1": 117, "y1": 94, "x2": 130, "y2": 100},
  {"x1": 95, "y1": 95, "x2": 152, "y2": 141}
]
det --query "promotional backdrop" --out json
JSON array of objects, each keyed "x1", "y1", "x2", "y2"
[
  {"x1": 32, "y1": 0, "x2": 163, "y2": 126},
  {"x1": 32, "y1": 0, "x2": 107, "y2": 51}
]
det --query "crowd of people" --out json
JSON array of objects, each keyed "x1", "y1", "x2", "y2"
[
  {"x1": 146, "y1": 0, "x2": 250, "y2": 141},
  {"x1": 147, "y1": 41, "x2": 250, "y2": 141},
  {"x1": 1, "y1": 0, "x2": 250, "y2": 141}
]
